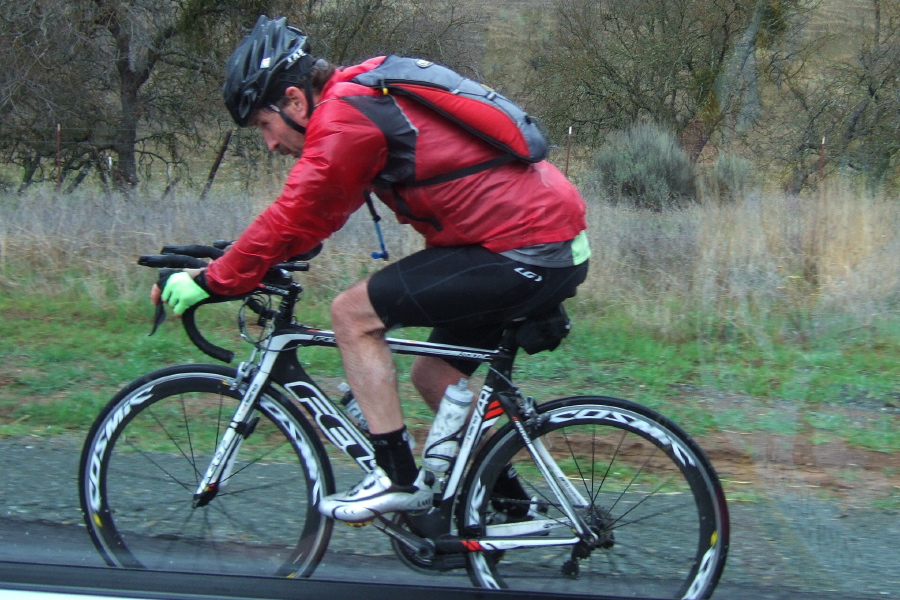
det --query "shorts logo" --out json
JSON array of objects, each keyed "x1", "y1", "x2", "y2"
[{"x1": 514, "y1": 267, "x2": 542, "y2": 282}]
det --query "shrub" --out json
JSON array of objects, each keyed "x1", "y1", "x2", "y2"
[
  {"x1": 700, "y1": 153, "x2": 757, "y2": 204},
  {"x1": 588, "y1": 122, "x2": 697, "y2": 211}
]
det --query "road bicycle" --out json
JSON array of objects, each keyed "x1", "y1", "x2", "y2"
[{"x1": 78, "y1": 242, "x2": 730, "y2": 599}]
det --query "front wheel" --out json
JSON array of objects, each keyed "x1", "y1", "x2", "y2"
[
  {"x1": 459, "y1": 395, "x2": 729, "y2": 599},
  {"x1": 79, "y1": 364, "x2": 334, "y2": 577}
]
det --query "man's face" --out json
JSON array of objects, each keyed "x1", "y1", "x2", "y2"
[{"x1": 249, "y1": 107, "x2": 306, "y2": 158}]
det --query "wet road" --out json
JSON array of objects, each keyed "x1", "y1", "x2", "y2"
[{"x1": 1, "y1": 435, "x2": 896, "y2": 599}]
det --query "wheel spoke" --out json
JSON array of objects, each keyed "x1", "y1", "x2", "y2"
[
  {"x1": 141, "y1": 404, "x2": 204, "y2": 480},
  {"x1": 606, "y1": 475, "x2": 689, "y2": 530},
  {"x1": 220, "y1": 437, "x2": 294, "y2": 486},
  {"x1": 463, "y1": 396, "x2": 728, "y2": 599},
  {"x1": 178, "y1": 393, "x2": 199, "y2": 486},
  {"x1": 117, "y1": 437, "x2": 195, "y2": 492},
  {"x1": 80, "y1": 370, "x2": 333, "y2": 578}
]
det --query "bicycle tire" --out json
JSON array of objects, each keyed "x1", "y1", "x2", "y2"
[
  {"x1": 79, "y1": 364, "x2": 335, "y2": 578},
  {"x1": 459, "y1": 395, "x2": 729, "y2": 599}
]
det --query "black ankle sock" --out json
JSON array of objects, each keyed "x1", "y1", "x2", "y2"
[
  {"x1": 494, "y1": 464, "x2": 528, "y2": 499},
  {"x1": 370, "y1": 427, "x2": 417, "y2": 486},
  {"x1": 492, "y1": 464, "x2": 530, "y2": 518}
]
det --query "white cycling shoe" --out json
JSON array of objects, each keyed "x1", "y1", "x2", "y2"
[{"x1": 318, "y1": 467, "x2": 434, "y2": 523}]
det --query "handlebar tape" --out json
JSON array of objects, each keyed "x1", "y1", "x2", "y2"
[
  {"x1": 161, "y1": 244, "x2": 225, "y2": 260},
  {"x1": 138, "y1": 254, "x2": 208, "y2": 269},
  {"x1": 182, "y1": 302, "x2": 235, "y2": 364}
]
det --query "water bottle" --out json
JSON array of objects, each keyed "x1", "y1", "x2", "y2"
[
  {"x1": 339, "y1": 382, "x2": 369, "y2": 433},
  {"x1": 422, "y1": 379, "x2": 474, "y2": 473},
  {"x1": 338, "y1": 383, "x2": 416, "y2": 451}
]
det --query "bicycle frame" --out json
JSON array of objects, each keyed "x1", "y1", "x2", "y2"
[
  {"x1": 93, "y1": 247, "x2": 728, "y2": 596},
  {"x1": 196, "y1": 320, "x2": 505, "y2": 493},
  {"x1": 194, "y1": 319, "x2": 591, "y2": 547}
]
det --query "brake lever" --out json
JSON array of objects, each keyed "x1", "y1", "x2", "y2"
[
  {"x1": 149, "y1": 301, "x2": 167, "y2": 336},
  {"x1": 147, "y1": 268, "x2": 178, "y2": 336}
]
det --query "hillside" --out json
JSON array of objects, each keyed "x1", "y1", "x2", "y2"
[{"x1": 480, "y1": 0, "x2": 879, "y2": 60}]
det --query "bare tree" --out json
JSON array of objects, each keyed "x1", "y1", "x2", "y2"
[
  {"x1": 748, "y1": 0, "x2": 900, "y2": 193},
  {"x1": 0, "y1": 2, "x2": 91, "y2": 190},
  {"x1": 0, "y1": 0, "x2": 483, "y2": 192},
  {"x1": 517, "y1": 0, "x2": 744, "y2": 143},
  {"x1": 268, "y1": 0, "x2": 484, "y2": 73},
  {"x1": 0, "y1": 0, "x2": 246, "y2": 192},
  {"x1": 827, "y1": 0, "x2": 900, "y2": 185},
  {"x1": 511, "y1": 0, "x2": 810, "y2": 155}
]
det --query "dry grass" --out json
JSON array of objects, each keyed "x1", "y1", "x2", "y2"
[
  {"x1": 1, "y1": 184, "x2": 898, "y2": 342},
  {"x1": 578, "y1": 184, "x2": 899, "y2": 340},
  {"x1": 0, "y1": 191, "x2": 262, "y2": 299},
  {"x1": 0, "y1": 188, "x2": 422, "y2": 302}
]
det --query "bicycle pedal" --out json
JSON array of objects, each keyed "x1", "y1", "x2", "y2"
[{"x1": 343, "y1": 519, "x2": 373, "y2": 527}]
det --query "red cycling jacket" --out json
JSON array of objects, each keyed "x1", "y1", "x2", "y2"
[{"x1": 206, "y1": 56, "x2": 587, "y2": 295}]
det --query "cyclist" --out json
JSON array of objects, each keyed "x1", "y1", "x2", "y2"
[{"x1": 154, "y1": 15, "x2": 590, "y2": 523}]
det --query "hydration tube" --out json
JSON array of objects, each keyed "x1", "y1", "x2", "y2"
[{"x1": 365, "y1": 192, "x2": 389, "y2": 260}]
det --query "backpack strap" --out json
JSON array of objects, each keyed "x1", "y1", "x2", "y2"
[
  {"x1": 376, "y1": 185, "x2": 443, "y2": 231},
  {"x1": 402, "y1": 154, "x2": 515, "y2": 188},
  {"x1": 372, "y1": 154, "x2": 516, "y2": 232}
]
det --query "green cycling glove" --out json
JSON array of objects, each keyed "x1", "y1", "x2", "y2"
[{"x1": 162, "y1": 271, "x2": 210, "y2": 315}]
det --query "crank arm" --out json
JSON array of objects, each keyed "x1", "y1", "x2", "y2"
[{"x1": 373, "y1": 515, "x2": 436, "y2": 559}]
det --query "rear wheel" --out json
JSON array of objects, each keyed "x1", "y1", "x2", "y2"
[
  {"x1": 460, "y1": 395, "x2": 729, "y2": 599},
  {"x1": 79, "y1": 364, "x2": 334, "y2": 577}
]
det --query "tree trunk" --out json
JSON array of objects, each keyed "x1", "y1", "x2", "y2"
[
  {"x1": 113, "y1": 71, "x2": 140, "y2": 192},
  {"x1": 200, "y1": 131, "x2": 232, "y2": 200},
  {"x1": 17, "y1": 155, "x2": 41, "y2": 194}
]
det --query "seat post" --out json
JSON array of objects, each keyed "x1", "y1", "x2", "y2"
[
  {"x1": 497, "y1": 323, "x2": 522, "y2": 354},
  {"x1": 486, "y1": 325, "x2": 521, "y2": 383}
]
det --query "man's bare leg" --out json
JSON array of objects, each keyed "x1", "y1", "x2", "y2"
[
  {"x1": 319, "y1": 280, "x2": 434, "y2": 518},
  {"x1": 411, "y1": 356, "x2": 469, "y2": 412},
  {"x1": 330, "y1": 277, "x2": 404, "y2": 434}
]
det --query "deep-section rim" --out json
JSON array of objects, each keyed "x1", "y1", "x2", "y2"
[
  {"x1": 458, "y1": 394, "x2": 729, "y2": 599},
  {"x1": 78, "y1": 364, "x2": 334, "y2": 578}
]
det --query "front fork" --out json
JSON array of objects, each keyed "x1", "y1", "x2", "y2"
[{"x1": 193, "y1": 360, "x2": 264, "y2": 507}]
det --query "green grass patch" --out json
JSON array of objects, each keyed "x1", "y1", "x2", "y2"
[
  {"x1": 0, "y1": 288, "x2": 339, "y2": 434},
  {"x1": 806, "y1": 410, "x2": 900, "y2": 452},
  {"x1": 0, "y1": 278, "x2": 897, "y2": 458}
]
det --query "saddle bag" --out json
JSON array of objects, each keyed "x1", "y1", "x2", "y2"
[{"x1": 515, "y1": 304, "x2": 571, "y2": 355}]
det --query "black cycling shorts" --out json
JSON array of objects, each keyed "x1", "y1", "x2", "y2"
[{"x1": 367, "y1": 246, "x2": 588, "y2": 375}]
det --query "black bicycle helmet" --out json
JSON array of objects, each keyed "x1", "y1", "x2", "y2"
[{"x1": 223, "y1": 16, "x2": 314, "y2": 127}]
